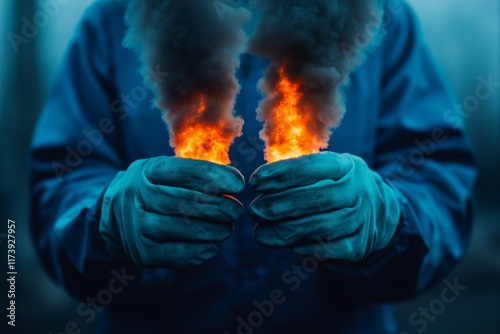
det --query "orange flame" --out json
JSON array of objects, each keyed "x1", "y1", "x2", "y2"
[
  {"x1": 264, "y1": 68, "x2": 320, "y2": 163},
  {"x1": 173, "y1": 96, "x2": 233, "y2": 165}
]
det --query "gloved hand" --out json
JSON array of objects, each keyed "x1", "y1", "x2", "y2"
[
  {"x1": 249, "y1": 152, "x2": 401, "y2": 262},
  {"x1": 99, "y1": 156, "x2": 245, "y2": 268}
]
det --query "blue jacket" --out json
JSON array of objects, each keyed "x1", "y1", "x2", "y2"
[{"x1": 30, "y1": 1, "x2": 476, "y2": 333}]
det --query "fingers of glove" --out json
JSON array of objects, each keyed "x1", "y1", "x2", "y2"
[
  {"x1": 142, "y1": 186, "x2": 243, "y2": 223},
  {"x1": 137, "y1": 241, "x2": 219, "y2": 268},
  {"x1": 138, "y1": 212, "x2": 234, "y2": 243},
  {"x1": 253, "y1": 207, "x2": 360, "y2": 248},
  {"x1": 144, "y1": 157, "x2": 245, "y2": 195},
  {"x1": 250, "y1": 152, "x2": 354, "y2": 193},
  {"x1": 249, "y1": 180, "x2": 356, "y2": 222},
  {"x1": 291, "y1": 233, "x2": 366, "y2": 263}
]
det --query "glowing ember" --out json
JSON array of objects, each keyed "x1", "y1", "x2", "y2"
[
  {"x1": 175, "y1": 123, "x2": 232, "y2": 165},
  {"x1": 263, "y1": 68, "x2": 321, "y2": 163},
  {"x1": 172, "y1": 96, "x2": 234, "y2": 165}
]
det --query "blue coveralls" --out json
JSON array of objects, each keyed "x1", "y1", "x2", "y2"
[{"x1": 30, "y1": 1, "x2": 476, "y2": 333}]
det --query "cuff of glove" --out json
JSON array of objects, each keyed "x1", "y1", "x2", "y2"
[
  {"x1": 357, "y1": 214, "x2": 404, "y2": 267},
  {"x1": 98, "y1": 173, "x2": 133, "y2": 264},
  {"x1": 323, "y1": 177, "x2": 405, "y2": 270},
  {"x1": 319, "y1": 209, "x2": 404, "y2": 274},
  {"x1": 95, "y1": 183, "x2": 107, "y2": 225},
  {"x1": 354, "y1": 176, "x2": 405, "y2": 266}
]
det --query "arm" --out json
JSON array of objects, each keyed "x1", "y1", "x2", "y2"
[
  {"x1": 248, "y1": 2, "x2": 476, "y2": 303},
  {"x1": 29, "y1": 2, "x2": 164, "y2": 299},
  {"x1": 323, "y1": 3, "x2": 476, "y2": 301},
  {"x1": 30, "y1": 2, "x2": 243, "y2": 305}
]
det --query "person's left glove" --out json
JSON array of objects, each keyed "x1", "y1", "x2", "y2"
[{"x1": 249, "y1": 152, "x2": 401, "y2": 262}]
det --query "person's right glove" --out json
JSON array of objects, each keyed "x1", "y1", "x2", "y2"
[{"x1": 99, "y1": 156, "x2": 245, "y2": 268}]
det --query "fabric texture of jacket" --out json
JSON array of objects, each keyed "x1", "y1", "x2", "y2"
[{"x1": 30, "y1": 1, "x2": 476, "y2": 333}]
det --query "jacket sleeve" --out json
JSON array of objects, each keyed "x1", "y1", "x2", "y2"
[
  {"x1": 322, "y1": 3, "x2": 477, "y2": 302},
  {"x1": 29, "y1": 2, "x2": 172, "y2": 302}
]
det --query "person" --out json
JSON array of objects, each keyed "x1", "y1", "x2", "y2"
[{"x1": 30, "y1": 0, "x2": 476, "y2": 333}]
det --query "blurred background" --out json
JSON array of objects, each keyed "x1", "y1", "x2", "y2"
[{"x1": 0, "y1": 0, "x2": 498, "y2": 333}]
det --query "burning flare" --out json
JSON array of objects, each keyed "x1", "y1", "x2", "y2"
[
  {"x1": 249, "y1": 0, "x2": 385, "y2": 163},
  {"x1": 263, "y1": 68, "x2": 321, "y2": 163},
  {"x1": 124, "y1": 0, "x2": 250, "y2": 165},
  {"x1": 170, "y1": 95, "x2": 236, "y2": 165}
]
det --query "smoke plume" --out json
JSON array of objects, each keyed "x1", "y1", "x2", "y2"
[
  {"x1": 248, "y1": 0, "x2": 385, "y2": 162},
  {"x1": 124, "y1": 0, "x2": 251, "y2": 164}
]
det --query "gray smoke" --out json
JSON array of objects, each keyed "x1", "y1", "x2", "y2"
[
  {"x1": 123, "y1": 0, "x2": 251, "y2": 158},
  {"x1": 248, "y1": 0, "x2": 385, "y2": 151}
]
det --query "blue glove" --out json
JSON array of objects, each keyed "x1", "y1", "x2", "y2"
[
  {"x1": 249, "y1": 152, "x2": 401, "y2": 262},
  {"x1": 99, "y1": 156, "x2": 245, "y2": 268}
]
